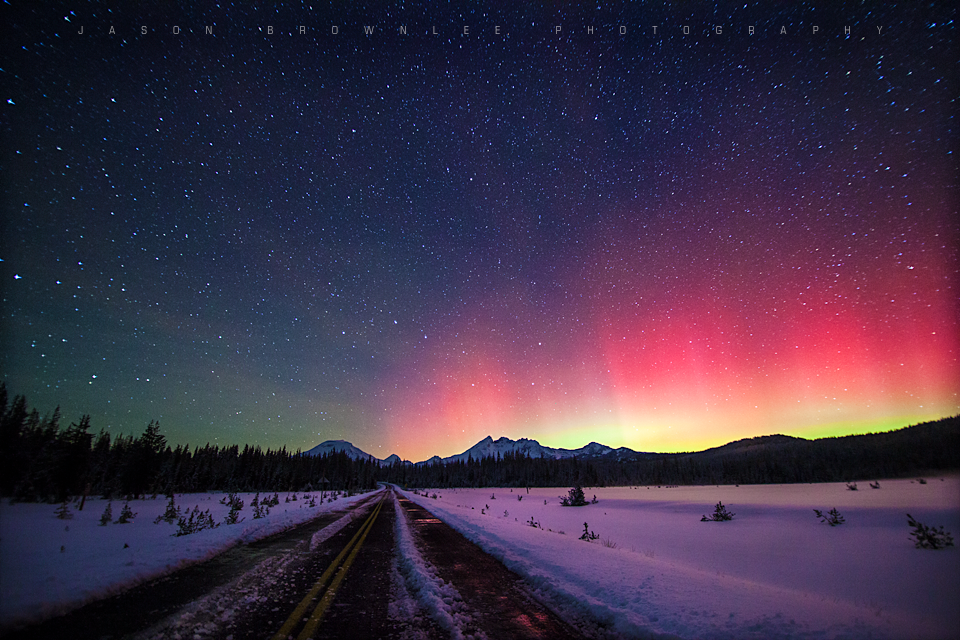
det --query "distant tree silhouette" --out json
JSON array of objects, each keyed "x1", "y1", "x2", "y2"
[{"x1": 0, "y1": 385, "x2": 956, "y2": 499}]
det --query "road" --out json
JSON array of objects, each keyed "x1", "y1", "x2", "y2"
[{"x1": 3, "y1": 487, "x2": 585, "y2": 639}]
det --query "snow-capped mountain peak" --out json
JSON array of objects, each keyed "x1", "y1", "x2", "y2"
[
  {"x1": 303, "y1": 435, "x2": 633, "y2": 466},
  {"x1": 304, "y1": 439, "x2": 378, "y2": 461},
  {"x1": 437, "y1": 435, "x2": 624, "y2": 464}
]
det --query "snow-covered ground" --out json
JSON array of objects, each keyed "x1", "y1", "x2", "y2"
[
  {"x1": 401, "y1": 479, "x2": 960, "y2": 640},
  {"x1": 0, "y1": 489, "x2": 374, "y2": 631},
  {"x1": 2, "y1": 481, "x2": 957, "y2": 639}
]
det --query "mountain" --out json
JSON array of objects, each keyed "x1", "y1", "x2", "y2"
[
  {"x1": 696, "y1": 434, "x2": 809, "y2": 458},
  {"x1": 435, "y1": 435, "x2": 626, "y2": 464},
  {"x1": 441, "y1": 436, "x2": 550, "y2": 463},
  {"x1": 303, "y1": 435, "x2": 638, "y2": 466},
  {"x1": 306, "y1": 417, "x2": 960, "y2": 486},
  {"x1": 304, "y1": 439, "x2": 379, "y2": 462}
]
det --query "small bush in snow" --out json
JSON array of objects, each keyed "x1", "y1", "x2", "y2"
[
  {"x1": 814, "y1": 508, "x2": 845, "y2": 526},
  {"x1": 846, "y1": 482, "x2": 858, "y2": 491},
  {"x1": 55, "y1": 501, "x2": 73, "y2": 520},
  {"x1": 527, "y1": 516, "x2": 541, "y2": 529},
  {"x1": 601, "y1": 537, "x2": 618, "y2": 549},
  {"x1": 154, "y1": 495, "x2": 180, "y2": 524},
  {"x1": 918, "y1": 478, "x2": 927, "y2": 485},
  {"x1": 580, "y1": 521, "x2": 599, "y2": 541},
  {"x1": 561, "y1": 485, "x2": 588, "y2": 507},
  {"x1": 701, "y1": 501, "x2": 735, "y2": 522},
  {"x1": 175, "y1": 506, "x2": 218, "y2": 536},
  {"x1": 907, "y1": 514, "x2": 954, "y2": 549},
  {"x1": 869, "y1": 481, "x2": 881, "y2": 489},
  {"x1": 99, "y1": 502, "x2": 113, "y2": 526},
  {"x1": 115, "y1": 501, "x2": 137, "y2": 524},
  {"x1": 517, "y1": 494, "x2": 523, "y2": 502},
  {"x1": 223, "y1": 499, "x2": 244, "y2": 525},
  {"x1": 221, "y1": 492, "x2": 244, "y2": 510},
  {"x1": 591, "y1": 494, "x2": 598, "y2": 504},
  {"x1": 253, "y1": 493, "x2": 270, "y2": 519}
]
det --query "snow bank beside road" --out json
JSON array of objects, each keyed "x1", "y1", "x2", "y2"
[
  {"x1": 402, "y1": 480, "x2": 960, "y2": 639},
  {"x1": 391, "y1": 491, "x2": 473, "y2": 639},
  {"x1": 0, "y1": 490, "x2": 376, "y2": 631}
]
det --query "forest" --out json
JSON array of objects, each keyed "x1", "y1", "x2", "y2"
[
  {"x1": 0, "y1": 385, "x2": 379, "y2": 502},
  {"x1": 1, "y1": 383, "x2": 957, "y2": 501},
  {"x1": 378, "y1": 417, "x2": 960, "y2": 489}
]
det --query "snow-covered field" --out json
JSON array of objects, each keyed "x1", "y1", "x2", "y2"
[
  {"x1": 2, "y1": 481, "x2": 957, "y2": 639},
  {"x1": 401, "y1": 479, "x2": 960, "y2": 640},
  {"x1": 0, "y1": 490, "x2": 374, "y2": 631}
]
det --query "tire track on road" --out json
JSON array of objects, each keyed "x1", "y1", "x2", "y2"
[{"x1": 395, "y1": 492, "x2": 587, "y2": 640}]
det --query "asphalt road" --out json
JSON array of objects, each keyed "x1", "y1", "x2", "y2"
[{"x1": 2, "y1": 487, "x2": 585, "y2": 640}]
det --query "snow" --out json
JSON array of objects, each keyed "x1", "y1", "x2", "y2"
[
  {"x1": 300, "y1": 434, "x2": 638, "y2": 466},
  {"x1": 2, "y1": 480, "x2": 957, "y2": 639},
  {"x1": 303, "y1": 439, "x2": 380, "y2": 461},
  {"x1": 391, "y1": 491, "x2": 474, "y2": 639},
  {"x1": 0, "y1": 490, "x2": 373, "y2": 631},
  {"x1": 399, "y1": 479, "x2": 960, "y2": 639},
  {"x1": 440, "y1": 435, "x2": 611, "y2": 464}
]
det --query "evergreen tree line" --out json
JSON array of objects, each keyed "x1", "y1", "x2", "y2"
[
  {"x1": 379, "y1": 416, "x2": 960, "y2": 488},
  {"x1": 2, "y1": 383, "x2": 957, "y2": 499},
  {"x1": 0, "y1": 385, "x2": 378, "y2": 502}
]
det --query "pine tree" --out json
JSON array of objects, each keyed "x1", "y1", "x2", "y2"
[
  {"x1": 561, "y1": 485, "x2": 588, "y2": 506},
  {"x1": 175, "y1": 506, "x2": 218, "y2": 536},
  {"x1": 701, "y1": 501, "x2": 735, "y2": 522},
  {"x1": 154, "y1": 494, "x2": 180, "y2": 524},
  {"x1": 907, "y1": 514, "x2": 954, "y2": 549},
  {"x1": 223, "y1": 495, "x2": 244, "y2": 525},
  {"x1": 580, "y1": 522, "x2": 599, "y2": 541},
  {"x1": 55, "y1": 501, "x2": 73, "y2": 520},
  {"x1": 116, "y1": 501, "x2": 136, "y2": 523},
  {"x1": 253, "y1": 499, "x2": 269, "y2": 519},
  {"x1": 99, "y1": 502, "x2": 113, "y2": 526},
  {"x1": 57, "y1": 415, "x2": 93, "y2": 501},
  {"x1": 814, "y1": 508, "x2": 845, "y2": 526}
]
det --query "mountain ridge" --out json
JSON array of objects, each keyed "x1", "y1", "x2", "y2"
[
  {"x1": 304, "y1": 433, "x2": 770, "y2": 465},
  {"x1": 304, "y1": 434, "x2": 630, "y2": 465},
  {"x1": 303, "y1": 422, "x2": 952, "y2": 468},
  {"x1": 302, "y1": 418, "x2": 959, "y2": 486},
  {"x1": 303, "y1": 439, "x2": 378, "y2": 462}
]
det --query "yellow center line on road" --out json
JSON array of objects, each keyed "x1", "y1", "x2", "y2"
[
  {"x1": 296, "y1": 497, "x2": 383, "y2": 640},
  {"x1": 271, "y1": 493, "x2": 386, "y2": 640}
]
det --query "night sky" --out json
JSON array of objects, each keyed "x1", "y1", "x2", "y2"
[{"x1": 2, "y1": 2, "x2": 957, "y2": 463}]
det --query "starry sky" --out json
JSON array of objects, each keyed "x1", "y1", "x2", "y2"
[{"x1": 2, "y1": 2, "x2": 957, "y2": 463}]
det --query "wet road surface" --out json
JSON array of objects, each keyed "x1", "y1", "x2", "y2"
[
  {"x1": 1, "y1": 495, "x2": 381, "y2": 640},
  {"x1": 3, "y1": 487, "x2": 586, "y2": 639},
  {"x1": 397, "y1": 494, "x2": 584, "y2": 640}
]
